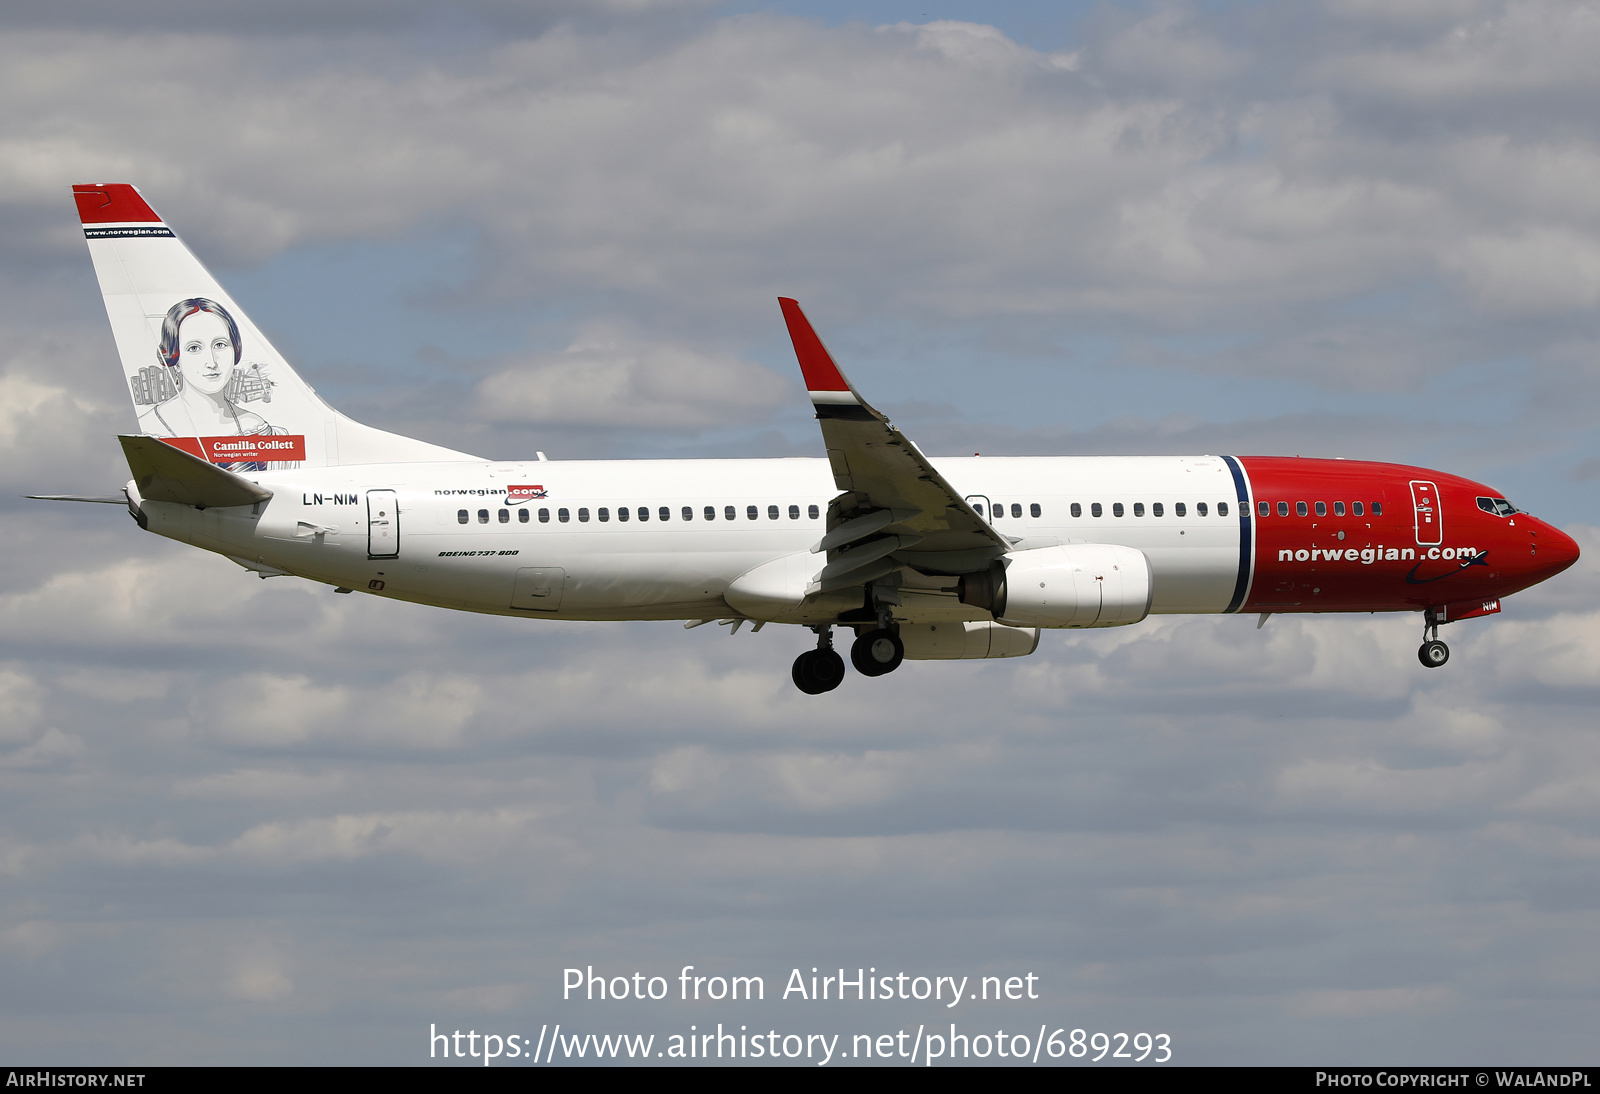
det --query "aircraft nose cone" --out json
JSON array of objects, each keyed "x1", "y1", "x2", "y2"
[{"x1": 1540, "y1": 522, "x2": 1581, "y2": 576}]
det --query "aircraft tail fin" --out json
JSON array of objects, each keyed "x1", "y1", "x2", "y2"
[{"x1": 73, "y1": 184, "x2": 478, "y2": 470}]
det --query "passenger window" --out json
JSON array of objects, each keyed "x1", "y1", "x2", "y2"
[
  {"x1": 992, "y1": 503, "x2": 1003, "y2": 518},
  {"x1": 518, "y1": 508, "x2": 529, "y2": 523},
  {"x1": 558, "y1": 508, "x2": 570, "y2": 523},
  {"x1": 1353, "y1": 501, "x2": 1364, "y2": 516},
  {"x1": 1258, "y1": 501, "x2": 1269, "y2": 517},
  {"x1": 1333, "y1": 501, "x2": 1345, "y2": 516},
  {"x1": 660, "y1": 507, "x2": 671, "y2": 521},
  {"x1": 599, "y1": 507, "x2": 610, "y2": 522},
  {"x1": 1091, "y1": 502, "x2": 1102, "y2": 517},
  {"x1": 1009, "y1": 503, "x2": 1021, "y2": 518},
  {"x1": 637, "y1": 507, "x2": 649, "y2": 521},
  {"x1": 539, "y1": 508, "x2": 550, "y2": 523},
  {"x1": 1175, "y1": 502, "x2": 1186, "y2": 517},
  {"x1": 1296, "y1": 502, "x2": 1308, "y2": 516},
  {"x1": 1071, "y1": 502, "x2": 1082, "y2": 517},
  {"x1": 768, "y1": 504, "x2": 779, "y2": 520},
  {"x1": 1113, "y1": 502, "x2": 1124, "y2": 517},
  {"x1": 577, "y1": 508, "x2": 589, "y2": 522},
  {"x1": 682, "y1": 507, "x2": 693, "y2": 521},
  {"x1": 746, "y1": 505, "x2": 757, "y2": 520},
  {"x1": 725, "y1": 506, "x2": 736, "y2": 520},
  {"x1": 1372, "y1": 502, "x2": 1382, "y2": 516},
  {"x1": 789, "y1": 504, "x2": 800, "y2": 519},
  {"x1": 457, "y1": 509, "x2": 468, "y2": 524},
  {"x1": 1218, "y1": 502, "x2": 1229, "y2": 516},
  {"x1": 617, "y1": 507, "x2": 629, "y2": 522},
  {"x1": 498, "y1": 509, "x2": 509, "y2": 523},
  {"x1": 808, "y1": 505, "x2": 820, "y2": 519},
  {"x1": 1314, "y1": 501, "x2": 1326, "y2": 516},
  {"x1": 1133, "y1": 502, "x2": 1144, "y2": 517},
  {"x1": 477, "y1": 509, "x2": 489, "y2": 524},
  {"x1": 1277, "y1": 501, "x2": 1288, "y2": 516},
  {"x1": 1153, "y1": 502, "x2": 1164, "y2": 517},
  {"x1": 1197, "y1": 502, "x2": 1208, "y2": 516},
  {"x1": 1030, "y1": 503, "x2": 1041, "y2": 517},
  {"x1": 705, "y1": 506, "x2": 716, "y2": 520}
]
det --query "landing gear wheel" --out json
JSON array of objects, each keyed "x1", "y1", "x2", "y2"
[
  {"x1": 792, "y1": 649, "x2": 845, "y2": 694},
  {"x1": 1418, "y1": 640, "x2": 1450, "y2": 668},
  {"x1": 851, "y1": 629, "x2": 904, "y2": 677}
]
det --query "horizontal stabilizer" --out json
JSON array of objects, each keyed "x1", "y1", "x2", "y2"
[
  {"x1": 25, "y1": 494, "x2": 126, "y2": 504},
  {"x1": 119, "y1": 435, "x2": 273, "y2": 509}
]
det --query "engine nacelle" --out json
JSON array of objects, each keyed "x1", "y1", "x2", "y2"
[
  {"x1": 898, "y1": 621, "x2": 1040, "y2": 660},
  {"x1": 962, "y1": 544, "x2": 1153, "y2": 628}
]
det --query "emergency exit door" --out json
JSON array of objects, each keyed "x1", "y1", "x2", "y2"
[{"x1": 367, "y1": 490, "x2": 399, "y2": 558}]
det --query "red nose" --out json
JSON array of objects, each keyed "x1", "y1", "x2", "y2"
[{"x1": 1534, "y1": 521, "x2": 1581, "y2": 580}]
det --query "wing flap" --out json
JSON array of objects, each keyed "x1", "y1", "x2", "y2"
[{"x1": 119, "y1": 435, "x2": 273, "y2": 508}]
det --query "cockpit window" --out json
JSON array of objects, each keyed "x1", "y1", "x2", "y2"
[{"x1": 1477, "y1": 496, "x2": 1519, "y2": 517}]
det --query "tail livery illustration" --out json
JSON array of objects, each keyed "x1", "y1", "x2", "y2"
[{"x1": 72, "y1": 183, "x2": 475, "y2": 469}]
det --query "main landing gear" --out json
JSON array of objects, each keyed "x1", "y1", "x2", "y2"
[
  {"x1": 791, "y1": 622, "x2": 906, "y2": 693},
  {"x1": 850, "y1": 628, "x2": 904, "y2": 677},
  {"x1": 1418, "y1": 607, "x2": 1449, "y2": 668},
  {"x1": 792, "y1": 627, "x2": 846, "y2": 694}
]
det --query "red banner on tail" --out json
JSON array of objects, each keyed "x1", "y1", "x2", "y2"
[{"x1": 160, "y1": 435, "x2": 305, "y2": 463}]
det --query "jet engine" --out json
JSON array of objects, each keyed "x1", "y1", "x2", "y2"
[{"x1": 959, "y1": 543, "x2": 1153, "y2": 628}]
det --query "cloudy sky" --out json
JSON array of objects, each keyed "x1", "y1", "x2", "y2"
[{"x1": 2, "y1": 0, "x2": 1598, "y2": 1066}]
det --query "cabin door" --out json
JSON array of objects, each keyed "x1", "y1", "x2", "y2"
[
  {"x1": 1409, "y1": 481, "x2": 1442, "y2": 546},
  {"x1": 367, "y1": 490, "x2": 400, "y2": 558}
]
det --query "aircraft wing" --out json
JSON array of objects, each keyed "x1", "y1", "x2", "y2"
[{"x1": 778, "y1": 298, "x2": 1008, "y2": 589}]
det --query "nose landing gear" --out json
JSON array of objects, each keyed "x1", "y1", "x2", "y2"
[
  {"x1": 1417, "y1": 607, "x2": 1449, "y2": 668},
  {"x1": 792, "y1": 626, "x2": 846, "y2": 694}
]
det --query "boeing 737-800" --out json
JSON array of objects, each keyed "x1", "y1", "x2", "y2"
[{"x1": 35, "y1": 184, "x2": 1581, "y2": 693}]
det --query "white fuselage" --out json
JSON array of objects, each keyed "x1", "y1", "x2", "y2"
[{"x1": 135, "y1": 454, "x2": 1249, "y2": 624}]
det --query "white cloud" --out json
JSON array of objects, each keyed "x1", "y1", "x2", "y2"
[
  {"x1": 1314, "y1": 1, "x2": 1600, "y2": 103},
  {"x1": 0, "y1": 665, "x2": 44, "y2": 744},
  {"x1": 228, "y1": 806, "x2": 564, "y2": 865},
  {"x1": 0, "y1": 727, "x2": 84, "y2": 769},
  {"x1": 1099, "y1": 7, "x2": 1248, "y2": 90},
  {"x1": 225, "y1": 950, "x2": 294, "y2": 1003},
  {"x1": 648, "y1": 745, "x2": 911, "y2": 811},
  {"x1": 1289, "y1": 985, "x2": 1454, "y2": 1017},
  {"x1": 0, "y1": 373, "x2": 91, "y2": 450},
  {"x1": 476, "y1": 326, "x2": 789, "y2": 428},
  {"x1": 1443, "y1": 228, "x2": 1600, "y2": 315},
  {"x1": 172, "y1": 767, "x2": 347, "y2": 799}
]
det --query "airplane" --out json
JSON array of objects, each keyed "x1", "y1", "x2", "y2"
[{"x1": 34, "y1": 183, "x2": 1581, "y2": 694}]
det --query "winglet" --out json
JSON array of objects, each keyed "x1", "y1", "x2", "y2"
[{"x1": 778, "y1": 298, "x2": 881, "y2": 421}]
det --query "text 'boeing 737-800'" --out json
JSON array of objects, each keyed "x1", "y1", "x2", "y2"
[{"x1": 33, "y1": 184, "x2": 1580, "y2": 693}]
